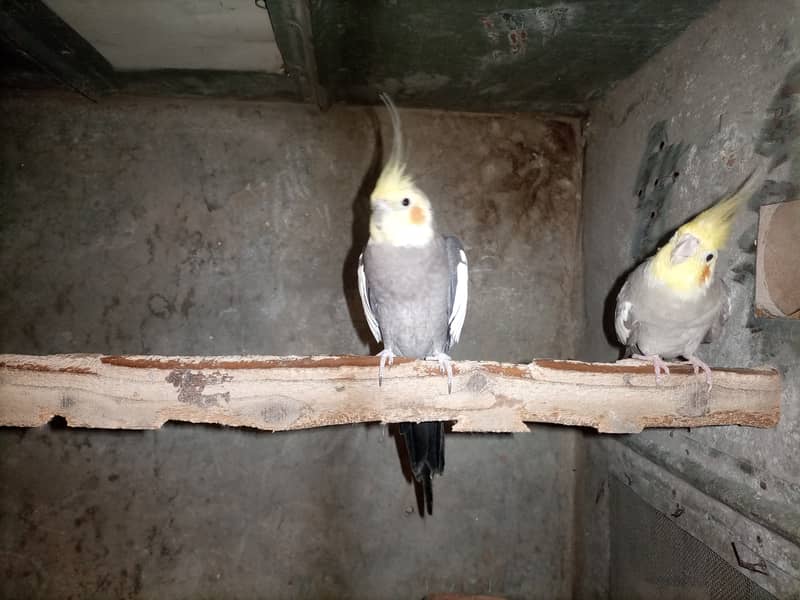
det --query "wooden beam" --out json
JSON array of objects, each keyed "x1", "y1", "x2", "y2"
[
  {"x1": 262, "y1": 0, "x2": 327, "y2": 108},
  {"x1": 0, "y1": 354, "x2": 781, "y2": 434},
  {"x1": 0, "y1": 0, "x2": 114, "y2": 96}
]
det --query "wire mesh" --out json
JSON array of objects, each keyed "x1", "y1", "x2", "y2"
[{"x1": 609, "y1": 476, "x2": 776, "y2": 600}]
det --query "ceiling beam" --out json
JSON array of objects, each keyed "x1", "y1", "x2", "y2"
[
  {"x1": 0, "y1": 0, "x2": 114, "y2": 98},
  {"x1": 263, "y1": 0, "x2": 329, "y2": 110}
]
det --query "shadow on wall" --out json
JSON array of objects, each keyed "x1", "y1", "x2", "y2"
[
  {"x1": 601, "y1": 268, "x2": 636, "y2": 360},
  {"x1": 388, "y1": 422, "x2": 435, "y2": 517},
  {"x1": 341, "y1": 104, "x2": 383, "y2": 355},
  {"x1": 630, "y1": 120, "x2": 690, "y2": 261},
  {"x1": 598, "y1": 119, "x2": 690, "y2": 356},
  {"x1": 755, "y1": 60, "x2": 800, "y2": 203}
]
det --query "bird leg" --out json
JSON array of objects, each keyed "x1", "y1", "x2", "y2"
[
  {"x1": 377, "y1": 348, "x2": 395, "y2": 387},
  {"x1": 632, "y1": 353, "x2": 671, "y2": 383},
  {"x1": 685, "y1": 354, "x2": 713, "y2": 391},
  {"x1": 426, "y1": 352, "x2": 453, "y2": 394}
]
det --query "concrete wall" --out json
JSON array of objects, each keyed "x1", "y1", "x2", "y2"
[
  {"x1": 0, "y1": 93, "x2": 583, "y2": 599},
  {"x1": 580, "y1": 0, "x2": 800, "y2": 596}
]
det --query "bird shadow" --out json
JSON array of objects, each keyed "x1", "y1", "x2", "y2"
[
  {"x1": 388, "y1": 424, "x2": 425, "y2": 515},
  {"x1": 755, "y1": 59, "x2": 800, "y2": 192},
  {"x1": 388, "y1": 422, "x2": 455, "y2": 519},
  {"x1": 342, "y1": 103, "x2": 383, "y2": 354},
  {"x1": 602, "y1": 265, "x2": 638, "y2": 359}
]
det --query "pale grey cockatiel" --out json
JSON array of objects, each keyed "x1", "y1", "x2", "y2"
[
  {"x1": 357, "y1": 92, "x2": 468, "y2": 514},
  {"x1": 615, "y1": 165, "x2": 765, "y2": 386}
]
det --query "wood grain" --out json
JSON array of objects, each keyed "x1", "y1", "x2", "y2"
[{"x1": 0, "y1": 354, "x2": 781, "y2": 434}]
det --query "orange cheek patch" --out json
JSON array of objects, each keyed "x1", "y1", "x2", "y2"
[
  {"x1": 409, "y1": 205, "x2": 426, "y2": 225},
  {"x1": 700, "y1": 264, "x2": 711, "y2": 285}
]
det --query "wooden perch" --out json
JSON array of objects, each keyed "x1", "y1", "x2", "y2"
[{"x1": 0, "y1": 354, "x2": 781, "y2": 434}]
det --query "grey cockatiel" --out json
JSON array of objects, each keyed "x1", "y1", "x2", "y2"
[
  {"x1": 357, "y1": 93, "x2": 468, "y2": 514},
  {"x1": 614, "y1": 165, "x2": 765, "y2": 387}
]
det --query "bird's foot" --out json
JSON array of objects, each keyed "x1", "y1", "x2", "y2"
[
  {"x1": 376, "y1": 348, "x2": 395, "y2": 387},
  {"x1": 426, "y1": 352, "x2": 453, "y2": 394},
  {"x1": 686, "y1": 355, "x2": 713, "y2": 391},
  {"x1": 632, "y1": 353, "x2": 671, "y2": 384}
]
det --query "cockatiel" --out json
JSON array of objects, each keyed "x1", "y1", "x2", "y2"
[
  {"x1": 615, "y1": 164, "x2": 765, "y2": 387},
  {"x1": 357, "y1": 92, "x2": 469, "y2": 514}
]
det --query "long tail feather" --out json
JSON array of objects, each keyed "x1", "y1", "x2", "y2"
[{"x1": 399, "y1": 421, "x2": 445, "y2": 515}]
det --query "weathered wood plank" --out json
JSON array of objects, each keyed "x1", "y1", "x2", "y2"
[{"x1": 0, "y1": 354, "x2": 781, "y2": 434}]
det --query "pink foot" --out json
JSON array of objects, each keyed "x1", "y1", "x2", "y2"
[
  {"x1": 426, "y1": 352, "x2": 453, "y2": 394},
  {"x1": 633, "y1": 353, "x2": 670, "y2": 383},
  {"x1": 686, "y1": 355, "x2": 713, "y2": 391},
  {"x1": 377, "y1": 348, "x2": 395, "y2": 387}
]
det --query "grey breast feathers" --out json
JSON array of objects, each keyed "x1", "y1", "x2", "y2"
[{"x1": 357, "y1": 236, "x2": 469, "y2": 355}]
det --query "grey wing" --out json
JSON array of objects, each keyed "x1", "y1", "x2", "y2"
[
  {"x1": 614, "y1": 277, "x2": 638, "y2": 349},
  {"x1": 357, "y1": 252, "x2": 382, "y2": 343},
  {"x1": 444, "y1": 236, "x2": 469, "y2": 349},
  {"x1": 704, "y1": 280, "x2": 732, "y2": 343}
]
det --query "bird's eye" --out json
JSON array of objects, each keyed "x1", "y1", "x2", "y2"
[
  {"x1": 705, "y1": 253, "x2": 715, "y2": 262},
  {"x1": 401, "y1": 198, "x2": 410, "y2": 207}
]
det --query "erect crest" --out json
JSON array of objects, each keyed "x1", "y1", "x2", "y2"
[
  {"x1": 677, "y1": 161, "x2": 767, "y2": 250},
  {"x1": 371, "y1": 92, "x2": 416, "y2": 200}
]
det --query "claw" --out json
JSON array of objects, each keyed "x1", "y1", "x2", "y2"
[
  {"x1": 686, "y1": 355, "x2": 713, "y2": 391},
  {"x1": 632, "y1": 353, "x2": 671, "y2": 384},
  {"x1": 426, "y1": 352, "x2": 453, "y2": 394},
  {"x1": 377, "y1": 348, "x2": 395, "y2": 387}
]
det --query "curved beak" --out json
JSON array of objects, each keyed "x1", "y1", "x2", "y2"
[
  {"x1": 372, "y1": 200, "x2": 390, "y2": 214},
  {"x1": 371, "y1": 200, "x2": 390, "y2": 228}
]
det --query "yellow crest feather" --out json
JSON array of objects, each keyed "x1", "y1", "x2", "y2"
[
  {"x1": 677, "y1": 162, "x2": 766, "y2": 249},
  {"x1": 650, "y1": 162, "x2": 767, "y2": 294},
  {"x1": 372, "y1": 92, "x2": 415, "y2": 200}
]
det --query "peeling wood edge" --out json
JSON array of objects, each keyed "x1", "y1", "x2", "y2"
[
  {"x1": 0, "y1": 362, "x2": 96, "y2": 375},
  {"x1": 0, "y1": 354, "x2": 779, "y2": 378},
  {"x1": 534, "y1": 359, "x2": 777, "y2": 377},
  {"x1": 638, "y1": 411, "x2": 781, "y2": 429},
  {"x1": 17, "y1": 409, "x2": 781, "y2": 434},
  {"x1": 99, "y1": 354, "x2": 401, "y2": 370}
]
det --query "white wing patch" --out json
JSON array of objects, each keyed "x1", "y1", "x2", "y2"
[
  {"x1": 448, "y1": 248, "x2": 468, "y2": 345},
  {"x1": 614, "y1": 299, "x2": 632, "y2": 345},
  {"x1": 357, "y1": 253, "x2": 381, "y2": 343}
]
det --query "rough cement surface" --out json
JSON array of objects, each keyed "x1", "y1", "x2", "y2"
[
  {"x1": 580, "y1": 0, "x2": 800, "y2": 591},
  {"x1": 0, "y1": 93, "x2": 582, "y2": 599},
  {"x1": 0, "y1": 423, "x2": 577, "y2": 600},
  {"x1": 571, "y1": 432, "x2": 611, "y2": 600},
  {"x1": 0, "y1": 94, "x2": 581, "y2": 363}
]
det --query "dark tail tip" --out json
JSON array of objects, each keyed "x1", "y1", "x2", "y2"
[
  {"x1": 423, "y1": 471, "x2": 434, "y2": 515},
  {"x1": 399, "y1": 421, "x2": 445, "y2": 516}
]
